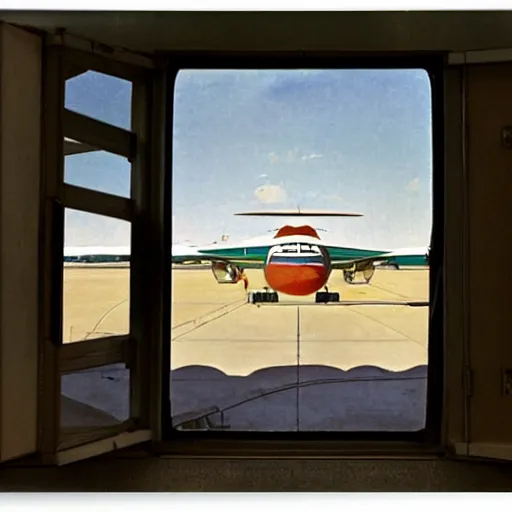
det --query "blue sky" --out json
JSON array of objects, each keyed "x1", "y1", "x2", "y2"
[{"x1": 64, "y1": 68, "x2": 432, "y2": 249}]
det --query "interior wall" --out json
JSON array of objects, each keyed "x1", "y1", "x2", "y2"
[
  {"x1": 466, "y1": 62, "x2": 512, "y2": 444},
  {"x1": 0, "y1": 22, "x2": 41, "y2": 462}
]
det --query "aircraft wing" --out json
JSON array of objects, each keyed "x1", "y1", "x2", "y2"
[
  {"x1": 63, "y1": 243, "x2": 269, "y2": 267},
  {"x1": 326, "y1": 245, "x2": 429, "y2": 270},
  {"x1": 66, "y1": 241, "x2": 429, "y2": 271},
  {"x1": 172, "y1": 241, "x2": 271, "y2": 268}
]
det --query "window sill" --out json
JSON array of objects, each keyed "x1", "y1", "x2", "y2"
[{"x1": 154, "y1": 438, "x2": 445, "y2": 460}]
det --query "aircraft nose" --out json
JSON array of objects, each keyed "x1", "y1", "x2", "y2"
[{"x1": 264, "y1": 261, "x2": 328, "y2": 296}]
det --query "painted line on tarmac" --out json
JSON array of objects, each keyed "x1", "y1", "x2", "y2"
[{"x1": 172, "y1": 298, "x2": 248, "y2": 341}]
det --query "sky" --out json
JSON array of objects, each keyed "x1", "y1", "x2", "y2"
[{"x1": 64, "y1": 67, "x2": 432, "y2": 250}]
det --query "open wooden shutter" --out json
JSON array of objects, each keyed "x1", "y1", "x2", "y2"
[
  {"x1": 36, "y1": 35, "x2": 167, "y2": 465},
  {"x1": 446, "y1": 48, "x2": 512, "y2": 462}
]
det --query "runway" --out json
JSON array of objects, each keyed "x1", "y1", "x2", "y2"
[{"x1": 60, "y1": 266, "x2": 430, "y2": 434}]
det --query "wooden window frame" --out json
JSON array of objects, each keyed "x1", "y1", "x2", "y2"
[{"x1": 39, "y1": 39, "x2": 165, "y2": 465}]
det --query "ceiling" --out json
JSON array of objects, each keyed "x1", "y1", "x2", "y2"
[{"x1": 2, "y1": 11, "x2": 512, "y2": 54}]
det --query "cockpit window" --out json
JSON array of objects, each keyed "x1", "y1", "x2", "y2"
[{"x1": 299, "y1": 244, "x2": 320, "y2": 253}]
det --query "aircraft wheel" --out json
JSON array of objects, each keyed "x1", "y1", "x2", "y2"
[
  {"x1": 315, "y1": 291, "x2": 328, "y2": 303},
  {"x1": 262, "y1": 291, "x2": 276, "y2": 303},
  {"x1": 249, "y1": 290, "x2": 278, "y2": 304},
  {"x1": 328, "y1": 292, "x2": 340, "y2": 302},
  {"x1": 315, "y1": 291, "x2": 340, "y2": 303}
]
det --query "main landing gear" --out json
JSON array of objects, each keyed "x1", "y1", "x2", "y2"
[
  {"x1": 247, "y1": 286, "x2": 279, "y2": 304},
  {"x1": 247, "y1": 287, "x2": 340, "y2": 304},
  {"x1": 315, "y1": 286, "x2": 340, "y2": 303}
]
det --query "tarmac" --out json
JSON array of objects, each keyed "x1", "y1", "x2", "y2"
[{"x1": 60, "y1": 266, "x2": 430, "y2": 434}]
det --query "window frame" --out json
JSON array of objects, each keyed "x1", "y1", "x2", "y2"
[
  {"x1": 160, "y1": 52, "x2": 446, "y2": 456},
  {"x1": 39, "y1": 42, "x2": 160, "y2": 463}
]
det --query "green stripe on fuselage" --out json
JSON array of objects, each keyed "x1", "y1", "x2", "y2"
[
  {"x1": 326, "y1": 247, "x2": 427, "y2": 267},
  {"x1": 198, "y1": 246, "x2": 270, "y2": 262},
  {"x1": 386, "y1": 255, "x2": 427, "y2": 266},
  {"x1": 200, "y1": 246, "x2": 386, "y2": 262},
  {"x1": 324, "y1": 246, "x2": 385, "y2": 261},
  {"x1": 197, "y1": 245, "x2": 427, "y2": 267}
]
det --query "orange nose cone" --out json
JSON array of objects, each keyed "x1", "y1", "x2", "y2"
[{"x1": 264, "y1": 263, "x2": 329, "y2": 296}]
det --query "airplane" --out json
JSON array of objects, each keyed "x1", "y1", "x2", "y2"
[
  {"x1": 64, "y1": 209, "x2": 429, "y2": 304},
  {"x1": 64, "y1": 245, "x2": 131, "y2": 263}
]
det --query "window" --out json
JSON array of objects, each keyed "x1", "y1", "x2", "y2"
[
  {"x1": 63, "y1": 209, "x2": 131, "y2": 343},
  {"x1": 64, "y1": 149, "x2": 131, "y2": 198},
  {"x1": 38, "y1": 45, "x2": 444, "y2": 464},
  {"x1": 38, "y1": 45, "x2": 156, "y2": 463},
  {"x1": 65, "y1": 70, "x2": 132, "y2": 130},
  {"x1": 168, "y1": 58, "x2": 442, "y2": 442},
  {"x1": 60, "y1": 362, "x2": 130, "y2": 447}
]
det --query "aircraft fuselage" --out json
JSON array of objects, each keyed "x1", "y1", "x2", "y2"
[{"x1": 263, "y1": 241, "x2": 332, "y2": 296}]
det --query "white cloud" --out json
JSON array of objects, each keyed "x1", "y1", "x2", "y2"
[
  {"x1": 267, "y1": 148, "x2": 324, "y2": 164},
  {"x1": 254, "y1": 184, "x2": 287, "y2": 204},
  {"x1": 268, "y1": 150, "x2": 323, "y2": 164},
  {"x1": 301, "y1": 153, "x2": 324, "y2": 161},
  {"x1": 406, "y1": 178, "x2": 420, "y2": 192},
  {"x1": 259, "y1": 173, "x2": 268, "y2": 179}
]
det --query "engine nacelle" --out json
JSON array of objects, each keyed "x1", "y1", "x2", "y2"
[
  {"x1": 211, "y1": 261, "x2": 243, "y2": 284},
  {"x1": 343, "y1": 261, "x2": 376, "y2": 285}
]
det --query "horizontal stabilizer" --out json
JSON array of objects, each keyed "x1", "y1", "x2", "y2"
[{"x1": 235, "y1": 209, "x2": 363, "y2": 217}]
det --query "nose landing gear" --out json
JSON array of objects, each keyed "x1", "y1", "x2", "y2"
[
  {"x1": 315, "y1": 286, "x2": 340, "y2": 304},
  {"x1": 248, "y1": 286, "x2": 279, "y2": 304}
]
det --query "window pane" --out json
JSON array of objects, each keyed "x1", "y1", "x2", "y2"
[
  {"x1": 65, "y1": 70, "x2": 132, "y2": 130},
  {"x1": 171, "y1": 69, "x2": 432, "y2": 432},
  {"x1": 64, "y1": 144, "x2": 131, "y2": 198},
  {"x1": 60, "y1": 362, "x2": 130, "y2": 433},
  {"x1": 63, "y1": 209, "x2": 130, "y2": 343}
]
